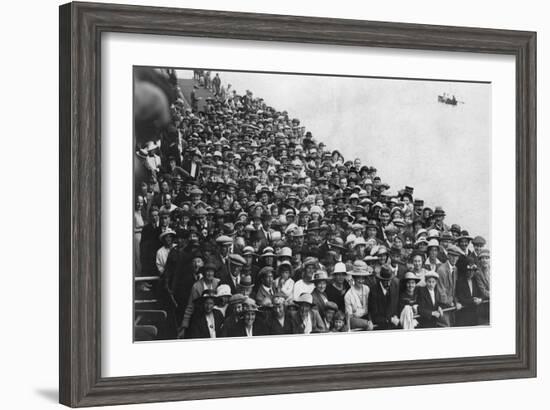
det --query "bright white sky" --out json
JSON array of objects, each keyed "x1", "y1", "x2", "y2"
[{"x1": 177, "y1": 69, "x2": 491, "y2": 242}]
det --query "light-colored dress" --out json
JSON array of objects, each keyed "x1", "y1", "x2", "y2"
[
  {"x1": 274, "y1": 277, "x2": 295, "y2": 299},
  {"x1": 134, "y1": 210, "x2": 144, "y2": 275},
  {"x1": 344, "y1": 284, "x2": 370, "y2": 318}
]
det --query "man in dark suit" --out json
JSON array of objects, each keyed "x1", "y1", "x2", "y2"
[
  {"x1": 182, "y1": 149, "x2": 202, "y2": 180},
  {"x1": 210, "y1": 235, "x2": 233, "y2": 280},
  {"x1": 139, "y1": 207, "x2": 162, "y2": 275},
  {"x1": 368, "y1": 265, "x2": 400, "y2": 330},
  {"x1": 219, "y1": 253, "x2": 246, "y2": 294},
  {"x1": 455, "y1": 258, "x2": 484, "y2": 326},
  {"x1": 388, "y1": 246, "x2": 408, "y2": 280},
  {"x1": 175, "y1": 178, "x2": 193, "y2": 207},
  {"x1": 417, "y1": 271, "x2": 450, "y2": 328}
]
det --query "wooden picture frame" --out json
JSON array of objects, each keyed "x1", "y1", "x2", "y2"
[{"x1": 59, "y1": 1, "x2": 536, "y2": 407}]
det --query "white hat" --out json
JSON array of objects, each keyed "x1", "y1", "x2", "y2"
[
  {"x1": 294, "y1": 293, "x2": 313, "y2": 305},
  {"x1": 427, "y1": 229, "x2": 441, "y2": 239},
  {"x1": 425, "y1": 271, "x2": 440, "y2": 280},
  {"x1": 216, "y1": 284, "x2": 232, "y2": 298},
  {"x1": 353, "y1": 237, "x2": 367, "y2": 248},
  {"x1": 427, "y1": 239, "x2": 440, "y2": 248},
  {"x1": 333, "y1": 262, "x2": 347, "y2": 274},
  {"x1": 158, "y1": 228, "x2": 176, "y2": 242},
  {"x1": 278, "y1": 247, "x2": 293, "y2": 258}
]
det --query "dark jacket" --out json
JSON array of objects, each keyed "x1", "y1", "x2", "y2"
[
  {"x1": 188, "y1": 309, "x2": 224, "y2": 339},
  {"x1": 311, "y1": 289, "x2": 331, "y2": 319},
  {"x1": 455, "y1": 274, "x2": 483, "y2": 326},
  {"x1": 181, "y1": 160, "x2": 202, "y2": 179},
  {"x1": 139, "y1": 223, "x2": 162, "y2": 275},
  {"x1": 227, "y1": 319, "x2": 268, "y2": 337},
  {"x1": 265, "y1": 313, "x2": 295, "y2": 335},
  {"x1": 416, "y1": 286, "x2": 449, "y2": 328},
  {"x1": 289, "y1": 310, "x2": 326, "y2": 334},
  {"x1": 219, "y1": 272, "x2": 241, "y2": 295},
  {"x1": 367, "y1": 279, "x2": 400, "y2": 329}
]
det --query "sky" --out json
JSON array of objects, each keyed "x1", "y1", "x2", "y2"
[{"x1": 177, "y1": 69, "x2": 492, "y2": 242}]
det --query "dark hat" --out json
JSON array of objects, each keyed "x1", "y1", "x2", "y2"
[
  {"x1": 329, "y1": 237, "x2": 345, "y2": 249},
  {"x1": 196, "y1": 289, "x2": 219, "y2": 303},
  {"x1": 258, "y1": 266, "x2": 275, "y2": 279},
  {"x1": 447, "y1": 245, "x2": 463, "y2": 257},
  {"x1": 238, "y1": 274, "x2": 254, "y2": 289},
  {"x1": 403, "y1": 271, "x2": 421, "y2": 283},
  {"x1": 472, "y1": 235, "x2": 487, "y2": 246},
  {"x1": 457, "y1": 230, "x2": 473, "y2": 242},
  {"x1": 450, "y1": 224, "x2": 462, "y2": 233},
  {"x1": 376, "y1": 265, "x2": 394, "y2": 281}
]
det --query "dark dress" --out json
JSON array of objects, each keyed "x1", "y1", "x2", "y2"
[
  {"x1": 265, "y1": 313, "x2": 295, "y2": 335},
  {"x1": 398, "y1": 289, "x2": 418, "y2": 316},
  {"x1": 188, "y1": 309, "x2": 224, "y2": 339},
  {"x1": 227, "y1": 319, "x2": 268, "y2": 337},
  {"x1": 325, "y1": 281, "x2": 350, "y2": 312},
  {"x1": 220, "y1": 314, "x2": 241, "y2": 338},
  {"x1": 139, "y1": 223, "x2": 162, "y2": 275}
]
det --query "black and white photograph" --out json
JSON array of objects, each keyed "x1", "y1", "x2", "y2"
[{"x1": 133, "y1": 66, "x2": 491, "y2": 341}]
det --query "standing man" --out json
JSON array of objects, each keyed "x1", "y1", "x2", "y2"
[
  {"x1": 212, "y1": 73, "x2": 221, "y2": 96},
  {"x1": 182, "y1": 149, "x2": 202, "y2": 180},
  {"x1": 474, "y1": 248, "x2": 491, "y2": 325},
  {"x1": 417, "y1": 271, "x2": 449, "y2": 328},
  {"x1": 140, "y1": 206, "x2": 162, "y2": 276},
  {"x1": 212, "y1": 235, "x2": 234, "y2": 279},
  {"x1": 220, "y1": 253, "x2": 246, "y2": 294},
  {"x1": 471, "y1": 236, "x2": 487, "y2": 265},
  {"x1": 190, "y1": 84, "x2": 200, "y2": 111},
  {"x1": 436, "y1": 244, "x2": 463, "y2": 326}
]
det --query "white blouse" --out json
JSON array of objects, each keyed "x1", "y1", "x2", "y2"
[{"x1": 344, "y1": 284, "x2": 370, "y2": 318}]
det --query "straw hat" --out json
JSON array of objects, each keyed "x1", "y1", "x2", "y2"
[
  {"x1": 294, "y1": 293, "x2": 314, "y2": 305},
  {"x1": 349, "y1": 260, "x2": 371, "y2": 276},
  {"x1": 313, "y1": 270, "x2": 329, "y2": 283},
  {"x1": 403, "y1": 271, "x2": 421, "y2": 283}
]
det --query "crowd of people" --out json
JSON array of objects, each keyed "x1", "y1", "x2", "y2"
[{"x1": 133, "y1": 67, "x2": 491, "y2": 341}]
